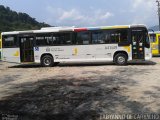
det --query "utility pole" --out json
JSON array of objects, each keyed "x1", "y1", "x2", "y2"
[{"x1": 156, "y1": 0, "x2": 160, "y2": 31}]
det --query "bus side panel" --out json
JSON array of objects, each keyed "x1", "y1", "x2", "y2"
[
  {"x1": 34, "y1": 46, "x2": 98, "y2": 63},
  {"x1": 34, "y1": 44, "x2": 131, "y2": 63},
  {"x1": 2, "y1": 48, "x2": 21, "y2": 63},
  {"x1": 84, "y1": 44, "x2": 132, "y2": 61}
]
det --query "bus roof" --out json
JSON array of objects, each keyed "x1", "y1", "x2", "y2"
[{"x1": 1, "y1": 24, "x2": 147, "y2": 35}]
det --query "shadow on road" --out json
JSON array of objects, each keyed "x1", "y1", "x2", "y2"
[
  {"x1": 8, "y1": 60, "x2": 157, "y2": 69},
  {"x1": 0, "y1": 70, "x2": 156, "y2": 120}
]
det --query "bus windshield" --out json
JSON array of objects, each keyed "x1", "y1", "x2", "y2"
[{"x1": 149, "y1": 34, "x2": 156, "y2": 43}]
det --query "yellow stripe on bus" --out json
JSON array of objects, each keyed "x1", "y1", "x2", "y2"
[
  {"x1": 101, "y1": 26, "x2": 129, "y2": 30},
  {"x1": 123, "y1": 46, "x2": 131, "y2": 53}
]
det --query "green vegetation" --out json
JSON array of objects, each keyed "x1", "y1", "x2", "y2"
[{"x1": 0, "y1": 5, "x2": 50, "y2": 32}]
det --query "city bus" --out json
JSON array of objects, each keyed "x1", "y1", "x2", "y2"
[
  {"x1": 149, "y1": 31, "x2": 160, "y2": 56},
  {"x1": 1, "y1": 24, "x2": 151, "y2": 67},
  {"x1": 0, "y1": 33, "x2": 2, "y2": 60}
]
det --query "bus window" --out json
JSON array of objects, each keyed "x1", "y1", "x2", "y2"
[
  {"x1": 36, "y1": 33, "x2": 53, "y2": 46},
  {"x1": 149, "y1": 34, "x2": 156, "y2": 43},
  {"x1": 59, "y1": 33, "x2": 72, "y2": 45},
  {"x1": 90, "y1": 30, "x2": 110, "y2": 44},
  {"x1": 3, "y1": 35, "x2": 17, "y2": 48},
  {"x1": 76, "y1": 32, "x2": 90, "y2": 45},
  {"x1": 110, "y1": 30, "x2": 128, "y2": 43},
  {"x1": 118, "y1": 30, "x2": 128, "y2": 43},
  {"x1": 64, "y1": 33, "x2": 72, "y2": 45},
  {"x1": 92, "y1": 31, "x2": 105, "y2": 44},
  {"x1": 103, "y1": 32, "x2": 111, "y2": 44},
  {"x1": 103, "y1": 29, "x2": 128, "y2": 44},
  {"x1": 53, "y1": 33, "x2": 72, "y2": 45}
]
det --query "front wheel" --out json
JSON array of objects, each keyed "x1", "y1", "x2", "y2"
[
  {"x1": 41, "y1": 55, "x2": 54, "y2": 67},
  {"x1": 114, "y1": 53, "x2": 128, "y2": 65}
]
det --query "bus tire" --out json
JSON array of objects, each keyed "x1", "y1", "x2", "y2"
[
  {"x1": 114, "y1": 53, "x2": 127, "y2": 65},
  {"x1": 41, "y1": 55, "x2": 54, "y2": 67}
]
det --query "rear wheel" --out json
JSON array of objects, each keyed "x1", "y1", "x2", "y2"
[
  {"x1": 114, "y1": 53, "x2": 128, "y2": 65},
  {"x1": 41, "y1": 55, "x2": 54, "y2": 67}
]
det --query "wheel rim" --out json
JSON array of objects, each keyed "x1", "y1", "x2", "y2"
[
  {"x1": 44, "y1": 58, "x2": 51, "y2": 66},
  {"x1": 117, "y1": 56, "x2": 125, "y2": 64}
]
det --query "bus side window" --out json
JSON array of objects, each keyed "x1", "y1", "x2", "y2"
[
  {"x1": 110, "y1": 29, "x2": 128, "y2": 44},
  {"x1": 92, "y1": 31, "x2": 105, "y2": 44},
  {"x1": 65, "y1": 33, "x2": 72, "y2": 45},
  {"x1": 53, "y1": 34, "x2": 59, "y2": 45},
  {"x1": 102, "y1": 29, "x2": 128, "y2": 44},
  {"x1": 36, "y1": 34, "x2": 53, "y2": 46},
  {"x1": 45, "y1": 36, "x2": 53, "y2": 45},
  {"x1": 76, "y1": 32, "x2": 90, "y2": 45},
  {"x1": 3, "y1": 36, "x2": 17, "y2": 48},
  {"x1": 59, "y1": 33, "x2": 72, "y2": 45},
  {"x1": 110, "y1": 32, "x2": 118, "y2": 43},
  {"x1": 53, "y1": 33, "x2": 72, "y2": 45},
  {"x1": 119, "y1": 30, "x2": 128, "y2": 43},
  {"x1": 103, "y1": 31, "x2": 111, "y2": 44}
]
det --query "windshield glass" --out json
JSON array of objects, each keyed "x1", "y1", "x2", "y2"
[{"x1": 149, "y1": 34, "x2": 156, "y2": 43}]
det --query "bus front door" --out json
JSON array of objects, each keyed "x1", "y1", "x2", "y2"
[
  {"x1": 20, "y1": 37, "x2": 34, "y2": 62},
  {"x1": 131, "y1": 29, "x2": 145, "y2": 60}
]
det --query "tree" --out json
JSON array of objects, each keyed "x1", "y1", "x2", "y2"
[{"x1": 0, "y1": 5, "x2": 51, "y2": 32}]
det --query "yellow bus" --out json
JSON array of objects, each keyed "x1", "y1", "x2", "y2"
[
  {"x1": 149, "y1": 32, "x2": 160, "y2": 56},
  {"x1": 0, "y1": 33, "x2": 2, "y2": 60}
]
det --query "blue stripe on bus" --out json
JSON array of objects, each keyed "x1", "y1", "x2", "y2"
[{"x1": 87, "y1": 27, "x2": 101, "y2": 31}]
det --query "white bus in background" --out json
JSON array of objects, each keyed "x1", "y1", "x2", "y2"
[{"x1": 1, "y1": 24, "x2": 151, "y2": 67}]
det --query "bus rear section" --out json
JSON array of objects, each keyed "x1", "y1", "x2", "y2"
[
  {"x1": 149, "y1": 32, "x2": 160, "y2": 56},
  {"x1": 2, "y1": 32, "x2": 20, "y2": 63},
  {"x1": 1, "y1": 32, "x2": 35, "y2": 63}
]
